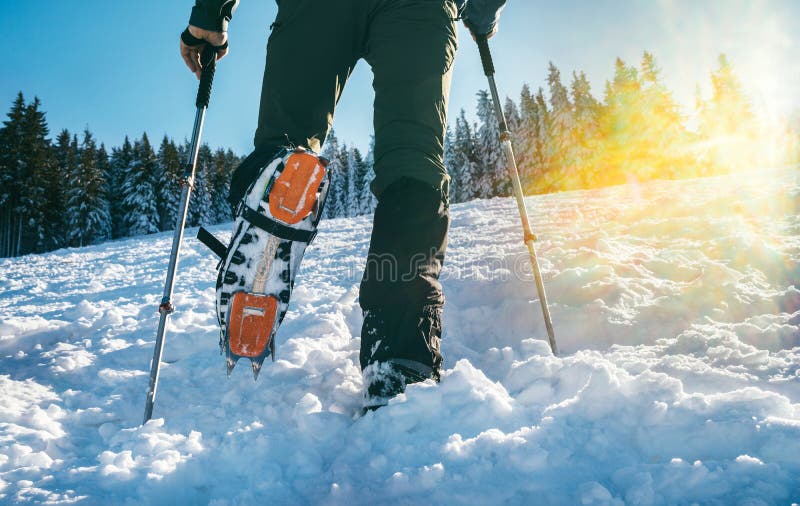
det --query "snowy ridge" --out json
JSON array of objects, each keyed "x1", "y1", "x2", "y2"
[{"x1": 1, "y1": 168, "x2": 799, "y2": 504}]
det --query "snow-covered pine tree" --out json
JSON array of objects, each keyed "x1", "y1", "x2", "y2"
[
  {"x1": 345, "y1": 147, "x2": 358, "y2": 217},
  {"x1": 698, "y1": 54, "x2": 758, "y2": 173},
  {"x1": 209, "y1": 148, "x2": 233, "y2": 223},
  {"x1": 14, "y1": 97, "x2": 53, "y2": 255},
  {"x1": 350, "y1": 147, "x2": 372, "y2": 216},
  {"x1": 321, "y1": 131, "x2": 341, "y2": 219},
  {"x1": 332, "y1": 142, "x2": 351, "y2": 218},
  {"x1": 600, "y1": 57, "x2": 642, "y2": 185},
  {"x1": 475, "y1": 89, "x2": 504, "y2": 197},
  {"x1": 517, "y1": 84, "x2": 539, "y2": 192},
  {"x1": 66, "y1": 130, "x2": 112, "y2": 247},
  {"x1": 357, "y1": 136, "x2": 377, "y2": 215},
  {"x1": 109, "y1": 137, "x2": 133, "y2": 238},
  {"x1": 443, "y1": 124, "x2": 458, "y2": 202},
  {"x1": 637, "y1": 52, "x2": 688, "y2": 180},
  {"x1": 499, "y1": 96, "x2": 522, "y2": 195},
  {"x1": 188, "y1": 144, "x2": 213, "y2": 227},
  {"x1": 95, "y1": 144, "x2": 112, "y2": 239},
  {"x1": 534, "y1": 87, "x2": 552, "y2": 187},
  {"x1": 451, "y1": 109, "x2": 476, "y2": 203},
  {"x1": 570, "y1": 71, "x2": 600, "y2": 188},
  {"x1": 121, "y1": 133, "x2": 160, "y2": 236},
  {"x1": 156, "y1": 136, "x2": 182, "y2": 231},
  {"x1": 504, "y1": 97, "x2": 521, "y2": 135},
  {"x1": 222, "y1": 148, "x2": 241, "y2": 219},
  {"x1": 546, "y1": 62, "x2": 575, "y2": 191},
  {"x1": 48, "y1": 129, "x2": 77, "y2": 250},
  {"x1": 0, "y1": 93, "x2": 27, "y2": 257}
]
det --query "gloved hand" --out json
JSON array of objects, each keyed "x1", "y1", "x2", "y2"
[
  {"x1": 462, "y1": 0, "x2": 507, "y2": 39},
  {"x1": 180, "y1": 25, "x2": 228, "y2": 80},
  {"x1": 180, "y1": 0, "x2": 238, "y2": 79}
]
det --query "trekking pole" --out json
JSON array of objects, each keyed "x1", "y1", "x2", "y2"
[
  {"x1": 475, "y1": 35, "x2": 558, "y2": 356},
  {"x1": 144, "y1": 45, "x2": 219, "y2": 423}
]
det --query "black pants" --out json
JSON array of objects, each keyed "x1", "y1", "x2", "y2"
[
  {"x1": 359, "y1": 178, "x2": 449, "y2": 378},
  {"x1": 229, "y1": 0, "x2": 455, "y2": 378},
  {"x1": 229, "y1": 0, "x2": 458, "y2": 203}
]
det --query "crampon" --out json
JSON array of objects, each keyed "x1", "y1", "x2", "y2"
[{"x1": 198, "y1": 147, "x2": 330, "y2": 378}]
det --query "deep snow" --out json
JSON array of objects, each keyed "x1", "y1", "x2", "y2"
[{"x1": 1, "y1": 168, "x2": 799, "y2": 505}]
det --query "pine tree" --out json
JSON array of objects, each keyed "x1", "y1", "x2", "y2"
[
  {"x1": 502, "y1": 96, "x2": 522, "y2": 194},
  {"x1": 475, "y1": 89, "x2": 504, "y2": 197},
  {"x1": 332, "y1": 142, "x2": 351, "y2": 218},
  {"x1": 109, "y1": 137, "x2": 133, "y2": 238},
  {"x1": 599, "y1": 57, "x2": 642, "y2": 185},
  {"x1": 344, "y1": 147, "x2": 358, "y2": 217},
  {"x1": 504, "y1": 97, "x2": 521, "y2": 135},
  {"x1": 222, "y1": 149, "x2": 241, "y2": 219},
  {"x1": 121, "y1": 133, "x2": 160, "y2": 236},
  {"x1": 0, "y1": 93, "x2": 27, "y2": 257},
  {"x1": 96, "y1": 143, "x2": 112, "y2": 233},
  {"x1": 64, "y1": 133, "x2": 82, "y2": 244},
  {"x1": 321, "y1": 131, "x2": 342, "y2": 219},
  {"x1": 546, "y1": 62, "x2": 575, "y2": 190},
  {"x1": 350, "y1": 147, "x2": 372, "y2": 216},
  {"x1": 358, "y1": 136, "x2": 377, "y2": 215},
  {"x1": 443, "y1": 125, "x2": 458, "y2": 202},
  {"x1": 517, "y1": 84, "x2": 540, "y2": 191},
  {"x1": 636, "y1": 52, "x2": 689, "y2": 179},
  {"x1": 698, "y1": 54, "x2": 758, "y2": 173},
  {"x1": 66, "y1": 130, "x2": 111, "y2": 246},
  {"x1": 48, "y1": 129, "x2": 76, "y2": 250},
  {"x1": 209, "y1": 147, "x2": 233, "y2": 223},
  {"x1": 532, "y1": 88, "x2": 552, "y2": 193},
  {"x1": 0, "y1": 94, "x2": 43, "y2": 256},
  {"x1": 570, "y1": 71, "x2": 601, "y2": 187},
  {"x1": 14, "y1": 97, "x2": 53, "y2": 254},
  {"x1": 156, "y1": 136, "x2": 182, "y2": 231},
  {"x1": 451, "y1": 109, "x2": 476, "y2": 203},
  {"x1": 188, "y1": 144, "x2": 213, "y2": 226}
]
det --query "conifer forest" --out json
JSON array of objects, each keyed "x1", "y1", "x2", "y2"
[{"x1": 1, "y1": 52, "x2": 797, "y2": 258}]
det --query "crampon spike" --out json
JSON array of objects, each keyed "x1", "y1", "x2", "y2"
[
  {"x1": 224, "y1": 292, "x2": 279, "y2": 380},
  {"x1": 251, "y1": 357, "x2": 264, "y2": 380},
  {"x1": 226, "y1": 354, "x2": 239, "y2": 376}
]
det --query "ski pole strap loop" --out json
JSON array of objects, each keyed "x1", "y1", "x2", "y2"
[
  {"x1": 181, "y1": 28, "x2": 229, "y2": 52},
  {"x1": 242, "y1": 206, "x2": 317, "y2": 243},
  {"x1": 181, "y1": 28, "x2": 205, "y2": 46}
]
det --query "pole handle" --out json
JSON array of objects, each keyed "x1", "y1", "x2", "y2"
[
  {"x1": 196, "y1": 45, "x2": 219, "y2": 108},
  {"x1": 476, "y1": 35, "x2": 495, "y2": 77}
]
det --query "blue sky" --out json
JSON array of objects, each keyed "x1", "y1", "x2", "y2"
[{"x1": 2, "y1": 0, "x2": 797, "y2": 154}]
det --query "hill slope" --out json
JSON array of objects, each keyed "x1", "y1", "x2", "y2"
[{"x1": 1, "y1": 168, "x2": 799, "y2": 505}]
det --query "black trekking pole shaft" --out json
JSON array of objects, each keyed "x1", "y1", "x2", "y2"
[
  {"x1": 144, "y1": 45, "x2": 218, "y2": 424},
  {"x1": 475, "y1": 36, "x2": 558, "y2": 356}
]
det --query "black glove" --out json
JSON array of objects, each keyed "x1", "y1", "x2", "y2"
[
  {"x1": 462, "y1": 0, "x2": 507, "y2": 37},
  {"x1": 189, "y1": 0, "x2": 239, "y2": 32}
]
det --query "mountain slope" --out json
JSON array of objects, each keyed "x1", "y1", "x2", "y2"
[{"x1": 1, "y1": 168, "x2": 799, "y2": 505}]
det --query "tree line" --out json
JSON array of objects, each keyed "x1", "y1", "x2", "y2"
[
  {"x1": 445, "y1": 52, "x2": 799, "y2": 202},
  {"x1": 0, "y1": 92, "x2": 240, "y2": 257},
  {"x1": 3, "y1": 51, "x2": 797, "y2": 257}
]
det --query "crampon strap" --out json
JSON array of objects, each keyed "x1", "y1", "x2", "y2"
[{"x1": 241, "y1": 206, "x2": 317, "y2": 243}]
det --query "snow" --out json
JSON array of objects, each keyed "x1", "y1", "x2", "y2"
[{"x1": 1, "y1": 167, "x2": 799, "y2": 505}]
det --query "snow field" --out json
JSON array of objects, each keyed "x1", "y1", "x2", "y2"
[{"x1": 1, "y1": 168, "x2": 799, "y2": 504}]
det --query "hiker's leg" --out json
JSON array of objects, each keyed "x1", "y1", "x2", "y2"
[
  {"x1": 229, "y1": 0, "x2": 368, "y2": 205},
  {"x1": 359, "y1": 0, "x2": 457, "y2": 397}
]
